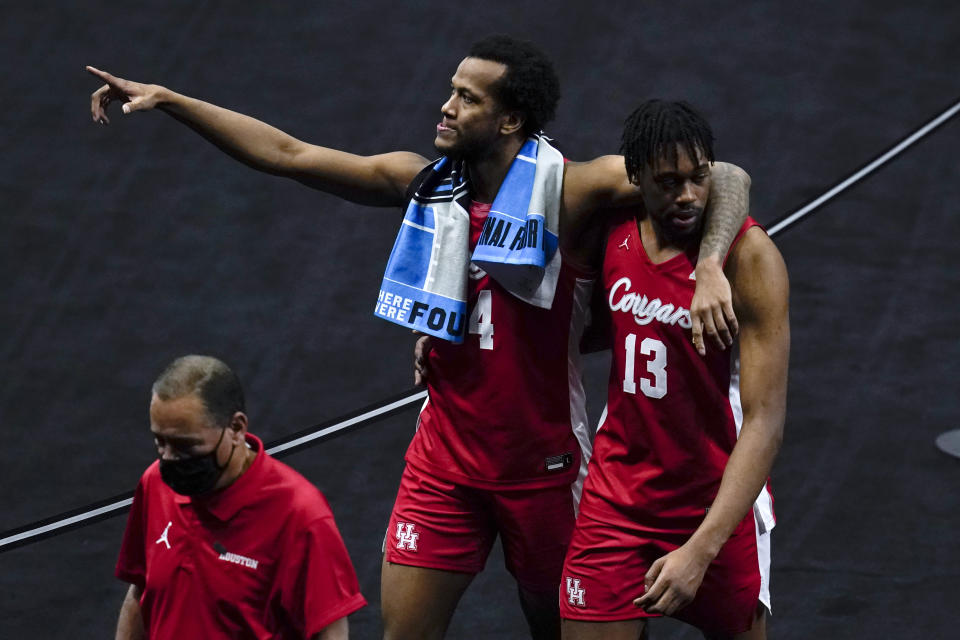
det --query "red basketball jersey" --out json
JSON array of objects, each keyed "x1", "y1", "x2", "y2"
[
  {"x1": 405, "y1": 201, "x2": 595, "y2": 490},
  {"x1": 580, "y1": 213, "x2": 775, "y2": 532}
]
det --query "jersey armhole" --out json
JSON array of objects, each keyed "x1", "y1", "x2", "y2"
[
  {"x1": 722, "y1": 216, "x2": 764, "y2": 267},
  {"x1": 402, "y1": 160, "x2": 440, "y2": 210}
]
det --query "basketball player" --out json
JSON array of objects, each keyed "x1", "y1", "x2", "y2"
[{"x1": 559, "y1": 100, "x2": 789, "y2": 639}]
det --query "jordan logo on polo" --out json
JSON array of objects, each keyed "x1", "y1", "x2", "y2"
[
  {"x1": 618, "y1": 235, "x2": 630, "y2": 251},
  {"x1": 155, "y1": 521, "x2": 172, "y2": 550}
]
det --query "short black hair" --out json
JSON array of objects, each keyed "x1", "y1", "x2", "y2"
[
  {"x1": 152, "y1": 355, "x2": 245, "y2": 428},
  {"x1": 620, "y1": 100, "x2": 715, "y2": 184},
  {"x1": 468, "y1": 34, "x2": 560, "y2": 135}
]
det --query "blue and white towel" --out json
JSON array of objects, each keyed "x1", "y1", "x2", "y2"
[{"x1": 374, "y1": 134, "x2": 564, "y2": 342}]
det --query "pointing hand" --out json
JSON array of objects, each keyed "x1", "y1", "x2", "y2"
[{"x1": 87, "y1": 66, "x2": 165, "y2": 124}]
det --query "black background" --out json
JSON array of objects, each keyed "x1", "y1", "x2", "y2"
[{"x1": 1, "y1": 1, "x2": 958, "y2": 637}]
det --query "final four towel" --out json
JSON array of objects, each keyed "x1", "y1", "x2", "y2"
[{"x1": 374, "y1": 135, "x2": 564, "y2": 342}]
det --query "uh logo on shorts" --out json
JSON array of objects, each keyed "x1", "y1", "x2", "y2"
[
  {"x1": 395, "y1": 522, "x2": 419, "y2": 551},
  {"x1": 566, "y1": 577, "x2": 586, "y2": 607}
]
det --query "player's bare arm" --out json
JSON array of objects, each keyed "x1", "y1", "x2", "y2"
[
  {"x1": 314, "y1": 616, "x2": 349, "y2": 640},
  {"x1": 86, "y1": 66, "x2": 428, "y2": 207},
  {"x1": 114, "y1": 583, "x2": 145, "y2": 640},
  {"x1": 413, "y1": 334, "x2": 433, "y2": 386},
  {"x1": 689, "y1": 161, "x2": 751, "y2": 354},
  {"x1": 561, "y1": 156, "x2": 751, "y2": 354},
  {"x1": 634, "y1": 227, "x2": 788, "y2": 616}
]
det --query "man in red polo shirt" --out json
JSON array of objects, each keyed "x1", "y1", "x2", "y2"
[{"x1": 114, "y1": 355, "x2": 366, "y2": 639}]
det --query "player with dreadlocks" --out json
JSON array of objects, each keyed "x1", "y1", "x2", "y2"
[
  {"x1": 559, "y1": 100, "x2": 790, "y2": 639},
  {"x1": 620, "y1": 100, "x2": 716, "y2": 188}
]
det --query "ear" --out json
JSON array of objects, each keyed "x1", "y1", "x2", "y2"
[
  {"x1": 229, "y1": 412, "x2": 249, "y2": 439},
  {"x1": 499, "y1": 111, "x2": 525, "y2": 136}
]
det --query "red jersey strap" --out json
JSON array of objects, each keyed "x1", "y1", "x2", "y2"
[{"x1": 721, "y1": 216, "x2": 763, "y2": 267}]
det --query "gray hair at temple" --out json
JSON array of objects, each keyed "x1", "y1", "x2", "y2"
[{"x1": 152, "y1": 355, "x2": 246, "y2": 428}]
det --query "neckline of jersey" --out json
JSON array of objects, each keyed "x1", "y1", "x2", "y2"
[{"x1": 631, "y1": 217, "x2": 698, "y2": 272}]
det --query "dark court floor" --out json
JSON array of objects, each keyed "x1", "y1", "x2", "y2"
[{"x1": 1, "y1": 1, "x2": 958, "y2": 638}]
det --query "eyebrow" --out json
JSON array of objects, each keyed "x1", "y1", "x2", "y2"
[
  {"x1": 450, "y1": 80, "x2": 481, "y2": 99},
  {"x1": 655, "y1": 163, "x2": 710, "y2": 178},
  {"x1": 152, "y1": 431, "x2": 205, "y2": 446},
  {"x1": 653, "y1": 170, "x2": 682, "y2": 179}
]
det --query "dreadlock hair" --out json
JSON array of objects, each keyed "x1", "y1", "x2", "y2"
[
  {"x1": 468, "y1": 35, "x2": 560, "y2": 135},
  {"x1": 620, "y1": 100, "x2": 715, "y2": 184}
]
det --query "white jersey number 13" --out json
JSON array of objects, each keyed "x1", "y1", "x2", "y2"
[{"x1": 622, "y1": 334, "x2": 667, "y2": 398}]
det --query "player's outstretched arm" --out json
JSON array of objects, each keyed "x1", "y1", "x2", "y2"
[
  {"x1": 115, "y1": 584, "x2": 145, "y2": 640},
  {"x1": 634, "y1": 227, "x2": 788, "y2": 617},
  {"x1": 86, "y1": 66, "x2": 429, "y2": 207}
]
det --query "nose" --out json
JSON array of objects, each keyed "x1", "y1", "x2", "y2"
[
  {"x1": 441, "y1": 93, "x2": 456, "y2": 119},
  {"x1": 156, "y1": 440, "x2": 181, "y2": 461},
  {"x1": 676, "y1": 180, "x2": 696, "y2": 205}
]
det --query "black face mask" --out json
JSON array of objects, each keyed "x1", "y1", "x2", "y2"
[{"x1": 159, "y1": 427, "x2": 236, "y2": 496}]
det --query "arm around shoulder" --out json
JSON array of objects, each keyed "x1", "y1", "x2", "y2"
[
  {"x1": 687, "y1": 161, "x2": 752, "y2": 352},
  {"x1": 699, "y1": 161, "x2": 751, "y2": 261},
  {"x1": 560, "y1": 155, "x2": 639, "y2": 253},
  {"x1": 562, "y1": 155, "x2": 637, "y2": 219}
]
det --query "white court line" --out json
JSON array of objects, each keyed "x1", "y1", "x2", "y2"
[
  {"x1": 266, "y1": 390, "x2": 427, "y2": 456},
  {"x1": 767, "y1": 98, "x2": 960, "y2": 237},
  {"x1": 0, "y1": 391, "x2": 426, "y2": 552},
  {"x1": 0, "y1": 498, "x2": 133, "y2": 549},
  {"x1": 3, "y1": 98, "x2": 959, "y2": 553}
]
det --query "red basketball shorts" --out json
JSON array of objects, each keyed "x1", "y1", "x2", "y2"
[
  {"x1": 560, "y1": 509, "x2": 770, "y2": 635},
  {"x1": 385, "y1": 463, "x2": 576, "y2": 593}
]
